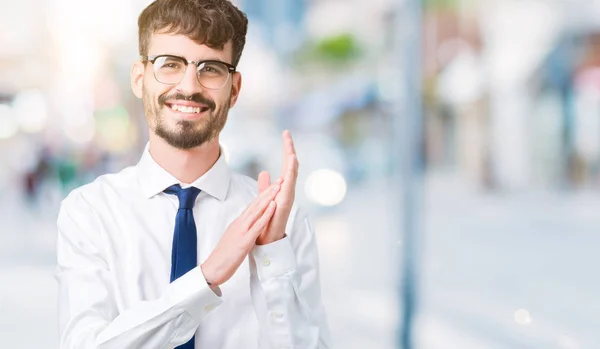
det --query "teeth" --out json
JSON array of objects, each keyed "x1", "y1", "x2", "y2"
[{"x1": 170, "y1": 104, "x2": 203, "y2": 114}]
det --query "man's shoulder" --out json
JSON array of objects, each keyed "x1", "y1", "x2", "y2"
[
  {"x1": 228, "y1": 171, "x2": 259, "y2": 198},
  {"x1": 61, "y1": 165, "x2": 139, "y2": 210}
]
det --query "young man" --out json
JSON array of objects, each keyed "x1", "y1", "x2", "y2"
[{"x1": 55, "y1": 0, "x2": 331, "y2": 348}]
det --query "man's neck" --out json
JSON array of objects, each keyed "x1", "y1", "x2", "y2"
[{"x1": 148, "y1": 132, "x2": 221, "y2": 184}]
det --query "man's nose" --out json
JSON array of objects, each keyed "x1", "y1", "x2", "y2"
[{"x1": 175, "y1": 64, "x2": 203, "y2": 94}]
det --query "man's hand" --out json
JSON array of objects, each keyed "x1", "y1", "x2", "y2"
[
  {"x1": 201, "y1": 182, "x2": 280, "y2": 287},
  {"x1": 255, "y1": 130, "x2": 299, "y2": 245}
]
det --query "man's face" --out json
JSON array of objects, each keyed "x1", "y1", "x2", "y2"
[{"x1": 131, "y1": 33, "x2": 242, "y2": 149}]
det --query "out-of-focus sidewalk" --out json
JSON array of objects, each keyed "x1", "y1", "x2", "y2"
[
  {"x1": 418, "y1": 174, "x2": 600, "y2": 349},
  {"x1": 320, "y1": 173, "x2": 600, "y2": 349},
  {"x1": 0, "y1": 183, "x2": 60, "y2": 348}
]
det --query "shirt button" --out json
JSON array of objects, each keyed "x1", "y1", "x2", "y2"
[
  {"x1": 262, "y1": 258, "x2": 271, "y2": 266},
  {"x1": 271, "y1": 311, "x2": 284, "y2": 320},
  {"x1": 204, "y1": 304, "x2": 216, "y2": 312}
]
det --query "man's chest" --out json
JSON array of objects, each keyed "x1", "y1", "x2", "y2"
[{"x1": 96, "y1": 197, "x2": 249, "y2": 304}]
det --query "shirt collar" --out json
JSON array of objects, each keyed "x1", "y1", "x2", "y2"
[{"x1": 137, "y1": 143, "x2": 231, "y2": 201}]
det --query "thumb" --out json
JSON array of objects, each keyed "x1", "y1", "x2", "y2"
[{"x1": 257, "y1": 171, "x2": 271, "y2": 193}]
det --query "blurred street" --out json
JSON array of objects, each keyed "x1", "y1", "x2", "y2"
[
  {"x1": 418, "y1": 174, "x2": 600, "y2": 349},
  {"x1": 1, "y1": 173, "x2": 598, "y2": 348}
]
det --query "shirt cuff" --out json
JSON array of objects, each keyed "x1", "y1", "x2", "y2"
[
  {"x1": 163, "y1": 266, "x2": 223, "y2": 322},
  {"x1": 251, "y1": 236, "x2": 297, "y2": 281}
]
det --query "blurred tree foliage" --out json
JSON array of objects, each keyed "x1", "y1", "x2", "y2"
[
  {"x1": 313, "y1": 34, "x2": 361, "y2": 62},
  {"x1": 295, "y1": 33, "x2": 362, "y2": 66},
  {"x1": 424, "y1": 0, "x2": 461, "y2": 10}
]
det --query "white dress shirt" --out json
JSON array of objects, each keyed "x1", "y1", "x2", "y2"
[{"x1": 55, "y1": 146, "x2": 331, "y2": 349}]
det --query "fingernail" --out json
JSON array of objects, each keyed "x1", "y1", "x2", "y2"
[{"x1": 269, "y1": 201, "x2": 275, "y2": 207}]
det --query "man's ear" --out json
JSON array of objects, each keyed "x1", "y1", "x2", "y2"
[
  {"x1": 229, "y1": 72, "x2": 242, "y2": 108},
  {"x1": 130, "y1": 61, "x2": 145, "y2": 98}
]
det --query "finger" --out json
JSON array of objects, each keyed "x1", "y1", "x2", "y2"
[
  {"x1": 241, "y1": 183, "x2": 280, "y2": 225},
  {"x1": 283, "y1": 131, "x2": 298, "y2": 182},
  {"x1": 282, "y1": 156, "x2": 299, "y2": 191},
  {"x1": 240, "y1": 183, "x2": 278, "y2": 220},
  {"x1": 246, "y1": 200, "x2": 276, "y2": 240},
  {"x1": 258, "y1": 171, "x2": 270, "y2": 193},
  {"x1": 279, "y1": 155, "x2": 298, "y2": 204},
  {"x1": 280, "y1": 131, "x2": 289, "y2": 180},
  {"x1": 284, "y1": 130, "x2": 296, "y2": 156},
  {"x1": 252, "y1": 183, "x2": 280, "y2": 212},
  {"x1": 286, "y1": 154, "x2": 299, "y2": 186}
]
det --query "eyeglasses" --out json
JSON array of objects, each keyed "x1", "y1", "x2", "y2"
[{"x1": 141, "y1": 54, "x2": 237, "y2": 90}]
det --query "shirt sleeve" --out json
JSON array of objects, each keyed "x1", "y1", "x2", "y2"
[
  {"x1": 250, "y1": 206, "x2": 332, "y2": 348},
  {"x1": 55, "y1": 192, "x2": 222, "y2": 349}
]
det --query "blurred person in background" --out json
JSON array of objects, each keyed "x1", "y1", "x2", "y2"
[
  {"x1": 54, "y1": 0, "x2": 330, "y2": 348},
  {"x1": 22, "y1": 147, "x2": 52, "y2": 206}
]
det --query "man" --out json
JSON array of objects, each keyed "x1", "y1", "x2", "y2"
[{"x1": 55, "y1": 0, "x2": 331, "y2": 348}]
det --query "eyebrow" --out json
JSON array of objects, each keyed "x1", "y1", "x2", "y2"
[{"x1": 158, "y1": 53, "x2": 229, "y2": 63}]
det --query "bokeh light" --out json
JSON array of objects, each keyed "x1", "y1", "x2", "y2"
[
  {"x1": 0, "y1": 104, "x2": 18, "y2": 140},
  {"x1": 304, "y1": 169, "x2": 347, "y2": 207},
  {"x1": 12, "y1": 90, "x2": 48, "y2": 134},
  {"x1": 514, "y1": 309, "x2": 533, "y2": 325}
]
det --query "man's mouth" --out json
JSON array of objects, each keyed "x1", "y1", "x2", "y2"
[{"x1": 165, "y1": 103, "x2": 211, "y2": 114}]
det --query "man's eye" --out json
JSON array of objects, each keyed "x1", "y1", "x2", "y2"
[{"x1": 201, "y1": 66, "x2": 218, "y2": 73}]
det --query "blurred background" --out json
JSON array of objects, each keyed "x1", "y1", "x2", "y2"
[{"x1": 1, "y1": 0, "x2": 599, "y2": 348}]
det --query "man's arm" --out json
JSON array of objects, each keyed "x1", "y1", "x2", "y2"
[
  {"x1": 252, "y1": 130, "x2": 331, "y2": 348},
  {"x1": 56, "y1": 192, "x2": 221, "y2": 349},
  {"x1": 250, "y1": 206, "x2": 331, "y2": 348}
]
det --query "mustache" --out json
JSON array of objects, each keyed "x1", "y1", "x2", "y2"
[{"x1": 158, "y1": 93, "x2": 216, "y2": 110}]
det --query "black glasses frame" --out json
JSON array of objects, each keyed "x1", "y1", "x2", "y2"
[{"x1": 141, "y1": 54, "x2": 237, "y2": 89}]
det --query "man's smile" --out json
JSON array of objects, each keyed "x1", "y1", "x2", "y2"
[{"x1": 164, "y1": 100, "x2": 211, "y2": 114}]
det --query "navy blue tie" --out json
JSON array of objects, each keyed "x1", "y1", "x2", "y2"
[{"x1": 164, "y1": 184, "x2": 201, "y2": 349}]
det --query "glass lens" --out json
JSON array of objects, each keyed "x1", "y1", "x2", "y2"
[
  {"x1": 153, "y1": 56, "x2": 186, "y2": 84},
  {"x1": 197, "y1": 62, "x2": 230, "y2": 89}
]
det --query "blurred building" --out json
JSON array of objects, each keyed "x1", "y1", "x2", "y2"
[{"x1": 241, "y1": 0, "x2": 307, "y2": 57}]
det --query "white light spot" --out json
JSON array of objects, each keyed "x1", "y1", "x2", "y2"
[
  {"x1": 305, "y1": 169, "x2": 347, "y2": 207},
  {"x1": 514, "y1": 309, "x2": 532, "y2": 325},
  {"x1": 63, "y1": 119, "x2": 95, "y2": 145},
  {"x1": 13, "y1": 90, "x2": 48, "y2": 133},
  {"x1": 0, "y1": 104, "x2": 19, "y2": 140}
]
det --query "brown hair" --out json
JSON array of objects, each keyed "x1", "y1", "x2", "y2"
[{"x1": 138, "y1": 0, "x2": 248, "y2": 66}]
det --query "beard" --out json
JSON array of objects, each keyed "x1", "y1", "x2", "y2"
[{"x1": 143, "y1": 88, "x2": 230, "y2": 149}]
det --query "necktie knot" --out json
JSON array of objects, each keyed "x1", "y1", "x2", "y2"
[{"x1": 164, "y1": 184, "x2": 201, "y2": 209}]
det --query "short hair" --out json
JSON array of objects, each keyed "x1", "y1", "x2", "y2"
[{"x1": 138, "y1": 0, "x2": 248, "y2": 66}]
